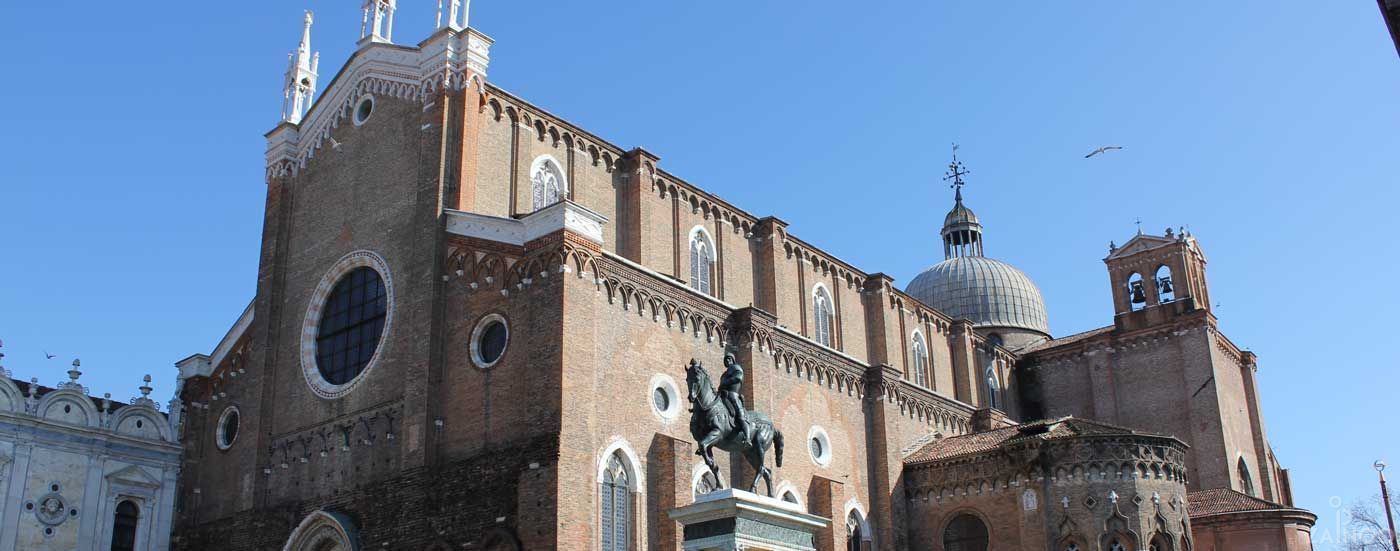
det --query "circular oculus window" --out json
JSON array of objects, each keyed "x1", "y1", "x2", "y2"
[
  {"x1": 353, "y1": 95, "x2": 375, "y2": 126},
  {"x1": 300, "y1": 251, "x2": 394, "y2": 399},
  {"x1": 808, "y1": 426, "x2": 833, "y2": 467},
  {"x1": 470, "y1": 314, "x2": 509, "y2": 369},
  {"x1": 216, "y1": 406, "x2": 240, "y2": 450},
  {"x1": 649, "y1": 374, "x2": 682, "y2": 421}
]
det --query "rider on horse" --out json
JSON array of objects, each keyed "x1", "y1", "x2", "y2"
[{"x1": 719, "y1": 353, "x2": 751, "y2": 442}]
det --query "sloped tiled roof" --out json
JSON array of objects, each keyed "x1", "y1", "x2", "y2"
[
  {"x1": 904, "y1": 417, "x2": 1158, "y2": 465},
  {"x1": 1188, "y1": 488, "x2": 1288, "y2": 517},
  {"x1": 1019, "y1": 326, "x2": 1114, "y2": 355}
]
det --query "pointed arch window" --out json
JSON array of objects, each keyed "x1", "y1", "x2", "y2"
[
  {"x1": 689, "y1": 228, "x2": 715, "y2": 296},
  {"x1": 111, "y1": 500, "x2": 139, "y2": 551},
  {"x1": 1109, "y1": 540, "x2": 1128, "y2": 551},
  {"x1": 845, "y1": 510, "x2": 866, "y2": 551},
  {"x1": 600, "y1": 452, "x2": 632, "y2": 551},
  {"x1": 530, "y1": 155, "x2": 567, "y2": 211},
  {"x1": 1238, "y1": 458, "x2": 1256, "y2": 497},
  {"x1": 984, "y1": 364, "x2": 1001, "y2": 410},
  {"x1": 1149, "y1": 534, "x2": 1172, "y2": 551},
  {"x1": 911, "y1": 332, "x2": 930, "y2": 388},
  {"x1": 813, "y1": 285, "x2": 834, "y2": 347}
]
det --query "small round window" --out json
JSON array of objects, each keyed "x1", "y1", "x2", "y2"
[
  {"x1": 649, "y1": 374, "x2": 681, "y2": 421},
  {"x1": 353, "y1": 96, "x2": 375, "y2": 126},
  {"x1": 808, "y1": 426, "x2": 832, "y2": 467},
  {"x1": 316, "y1": 267, "x2": 388, "y2": 385},
  {"x1": 216, "y1": 407, "x2": 240, "y2": 450},
  {"x1": 471, "y1": 314, "x2": 509, "y2": 368},
  {"x1": 652, "y1": 387, "x2": 669, "y2": 412}
]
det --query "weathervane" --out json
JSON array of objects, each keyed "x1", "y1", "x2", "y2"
[{"x1": 943, "y1": 144, "x2": 971, "y2": 202}]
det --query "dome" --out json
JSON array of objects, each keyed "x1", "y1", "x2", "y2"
[
  {"x1": 905, "y1": 256, "x2": 1050, "y2": 335},
  {"x1": 944, "y1": 202, "x2": 979, "y2": 228}
]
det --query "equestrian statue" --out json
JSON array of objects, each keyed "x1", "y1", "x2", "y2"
[{"x1": 685, "y1": 353, "x2": 785, "y2": 497}]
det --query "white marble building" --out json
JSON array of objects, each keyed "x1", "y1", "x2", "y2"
[{"x1": 0, "y1": 346, "x2": 180, "y2": 551}]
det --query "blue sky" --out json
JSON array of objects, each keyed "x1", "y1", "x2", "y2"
[{"x1": 1, "y1": 1, "x2": 1396, "y2": 543}]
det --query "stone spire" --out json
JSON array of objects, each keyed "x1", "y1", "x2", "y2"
[
  {"x1": 437, "y1": 0, "x2": 472, "y2": 30},
  {"x1": 360, "y1": 0, "x2": 398, "y2": 45},
  {"x1": 281, "y1": 10, "x2": 320, "y2": 124}
]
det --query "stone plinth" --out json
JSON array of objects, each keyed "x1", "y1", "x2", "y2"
[{"x1": 668, "y1": 489, "x2": 830, "y2": 551}]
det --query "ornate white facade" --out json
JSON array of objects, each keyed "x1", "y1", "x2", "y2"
[{"x1": 0, "y1": 350, "x2": 180, "y2": 551}]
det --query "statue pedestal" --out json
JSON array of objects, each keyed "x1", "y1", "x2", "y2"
[{"x1": 668, "y1": 488, "x2": 831, "y2": 551}]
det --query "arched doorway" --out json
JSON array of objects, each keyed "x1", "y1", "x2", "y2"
[
  {"x1": 282, "y1": 510, "x2": 358, "y2": 551},
  {"x1": 942, "y1": 513, "x2": 989, "y2": 551}
]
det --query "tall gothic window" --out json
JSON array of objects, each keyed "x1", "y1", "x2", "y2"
[
  {"x1": 984, "y1": 365, "x2": 1000, "y2": 410},
  {"x1": 1238, "y1": 458, "x2": 1256, "y2": 497},
  {"x1": 911, "y1": 332, "x2": 929, "y2": 388},
  {"x1": 1149, "y1": 534, "x2": 1172, "y2": 551},
  {"x1": 942, "y1": 513, "x2": 989, "y2": 551},
  {"x1": 111, "y1": 500, "x2": 139, "y2": 551},
  {"x1": 600, "y1": 452, "x2": 631, "y2": 551},
  {"x1": 531, "y1": 156, "x2": 566, "y2": 211},
  {"x1": 689, "y1": 229, "x2": 714, "y2": 296},
  {"x1": 813, "y1": 285, "x2": 834, "y2": 347},
  {"x1": 1109, "y1": 540, "x2": 1127, "y2": 551},
  {"x1": 846, "y1": 510, "x2": 865, "y2": 551}
]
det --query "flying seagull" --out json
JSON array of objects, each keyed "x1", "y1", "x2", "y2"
[
  {"x1": 1085, "y1": 145, "x2": 1123, "y2": 158},
  {"x1": 328, "y1": 136, "x2": 343, "y2": 151},
  {"x1": 44, "y1": 351, "x2": 56, "y2": 360}
]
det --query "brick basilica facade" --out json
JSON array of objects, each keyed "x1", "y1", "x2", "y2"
[{"x1": 170, "y1": 5, "x2": 1315, "y2": 550}]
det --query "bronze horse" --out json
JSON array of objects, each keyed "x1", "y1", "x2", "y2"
[{"x1": 685, "y1": 359, "x2": 784, "y2": 496}]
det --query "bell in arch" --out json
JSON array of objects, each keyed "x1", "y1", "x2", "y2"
[
  {"x1": 1158, "y1": 276, "x2": 1174, "y2": 295},
  {"x1": 1129, "y1": 281, "x2": 1147, "y2": 304}
]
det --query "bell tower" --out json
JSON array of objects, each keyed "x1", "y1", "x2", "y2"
[{"x1": 1103, "y1": 226, "x2": 1211, "y2": 331}]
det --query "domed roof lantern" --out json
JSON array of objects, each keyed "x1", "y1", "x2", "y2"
[
  {"x1": 906, "y1": 146, "x2": 1051, "y2": 341},
  {"x1": 941, "y1": 148, "x2": 984, "y2": 259}
]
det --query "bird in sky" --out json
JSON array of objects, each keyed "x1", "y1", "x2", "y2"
[
  {"x1": 328, "y1": 136, "x2": 343, "y2": 151},
  {"x1": 44, "y1": 351, "x2": 56, "y2": 359},
  {"x1": 1085, "y1": 145, "x2": 1123, "y2": 158}
]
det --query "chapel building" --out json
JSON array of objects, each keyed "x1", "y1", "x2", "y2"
[
  {"x1": 170, "y1": 4, "x2": 1315, "y2": 550},
  {"x1": 0, "y1": 346, "x2": 181, "y2": 551}
]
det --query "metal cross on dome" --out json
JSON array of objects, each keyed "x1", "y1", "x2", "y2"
[{"x1": 943, "y1": 144, "x2": 971, "y2": 200}]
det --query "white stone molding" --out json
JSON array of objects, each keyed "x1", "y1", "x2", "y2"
[
  {"x1": 283, "y1": 509, "x2": 360, "y2": 551},
  {"x1": 266, "y1": 27, "x2": 492, "y2": 181},
  {"x1": 529, "y1": 154, "x2": 568, "y2": 211},
  {"x1": 0, "y1": 378, "x2": 23, "y2": 412},
  {"x1": 468, "y1": 313, "x2": 509, "y2": 369},
  {"x1": 215, "y1": 406, "x2": 241, "y2": 450},
  {"x1": 774, "y1": 480, "x2": 803, "y2": 508},
  {"x1": 111, "y1": 405, "x2": 173, "y2": 443},
  {"x1": 648, "y1": 373, "x2": 682, "y2": 422},
  {"x1": 35, "y1": 389, "x2": 101, "y2": 429},
  {"x1": 807, "y1": 426, "x2": 832, "y2": 468},
  {"x1": 446, "y1": 200, "x2": 608, "y2": 246},
  {"x1": 596, "y1": 437, "x2": 643, "y2": 494},
  {"x1": 299, "y1": 250, "x2": 395, "y2": 400}
]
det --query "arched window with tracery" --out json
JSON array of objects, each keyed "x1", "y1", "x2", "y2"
[
  {"x1": 942, "y1": 513, "x2": 989, "y2": 551},
  {"x1": 846, "y1": 509, "x2": 866, "y2": 551},
  {"x1": 111, "y1": 500, "x2": 139, "y2": 551},
  {"x1": 813, "y1": 285, "x2": 834, "y2": 347},
  {"x1": 530, "y1": 155, "x2": 567, "y2": 211},
  {"x1": 1149, "y1": 533, "x2": 1172, "y2": 551},
  {"x1": 911, "y1": 332, "x2": 929, "y2": 388},
  {"x1": 689, "y1": 228, "x2": 715, "y2": 296},
  {"x1": 600, "y1": 452, "x2": 632, "y2": 551},
  {"x1": 1109, "y1": 540, "x2": 1128, "y2": 551},
  {"x1": 1238, "y1": 457, "x2": 1256, "y2": 497}
]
